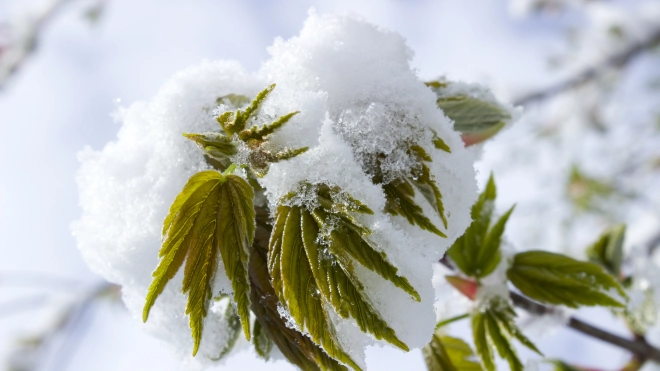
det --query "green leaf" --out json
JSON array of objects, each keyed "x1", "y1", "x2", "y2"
[
  {"x1": 253, "y1": 319, "x2": 273, "y2": 360},
  {"x1": 209, "y1": 295, "x2": 242, "y2": 361},
  {"x1": 239, "y1": 111, "x2": 299, "y2": 142},
  {"x1": 586, "y1": 224, "x2": 626, "y2": 276},
  {"x1": 218, "y1": 84, "x2": 276, "y2": 135},
  {"x1": 249, "y1": 225, "x2": 348, "y2": 371},
  {"x1": 435, "y1": 95, "x2": 509, "y2": 146},
  {"x1": 143, "y1": 170, "x2": 256, "y2": 355},
  {"x1": 183, "y1": 132, "x2": 237, "y2": 170},
  {"x1": 424, "y1": 332, "x2": 483, "y2": 371},
  {"x1": 472, "y1": 302, "x2": 541, "y2": 371},
  {"x1": 566, "y1": 165, "x2": 615, "y2": 212},
  {"x1": 270, "y1": 205, "x2": 362, "y2": 371},
  {"x1": 383, "y1": 179, "x2": 446, "y2": 237},
  {"x1": 433, "y1": 134, "x2": 452, "y2": 153},
  {"x1": 447, "y1": 175, "x2": 510, "y2": 278},
  {"x1": 269, "y1": 184, "x2": 420, "y2": 367},
  {"x1": 507, "y1": 250, "x2": 627, "y2": 308},
  {"x1": 376, "y1": 143, "x2": 448, "y2": 236}
]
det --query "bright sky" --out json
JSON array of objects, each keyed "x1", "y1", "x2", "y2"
[{"x1": 0, "y1": 0, "x2": 638, "y2": 370}]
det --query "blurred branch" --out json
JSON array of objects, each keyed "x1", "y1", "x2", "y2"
[
  {"x1": 513, "y1": 27, "x2": 660, "y2": 106},
  {"x1": 510, "y1": 292, "x2": 660, "y2": 363},
  {"x1": 49, "y1": 281, "x2": 118, "y2": 371},
  {"x1": 0, "y1": 0, "x2": 71, "y2": 89},
  {"x1": 440, "y1": 257, "x2": 660, "y2": 363},
  {"x1": 4, "y1": 281, "x2": 120, "y2": 371}
]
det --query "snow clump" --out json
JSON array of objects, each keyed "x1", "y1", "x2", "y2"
[{"x1": 73, "y1": 10, "x2": 478, "y2": 369}]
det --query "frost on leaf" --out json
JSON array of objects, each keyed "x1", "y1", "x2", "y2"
[
  {"x1": 143, "y1": 168, "x2": 255, "y2": 355},
  {"x1": 269, "y1": 183, "x2": 420, "y2": 369},
  {"x1": 379, "y1": 145, "x2": 449, "y2": 237},
  {"x1": 249, "y1": 223, "x2": 348, "y2": 371},
  {"x1": 185, "y1": 84, "x2": 308, "y2": 177}
]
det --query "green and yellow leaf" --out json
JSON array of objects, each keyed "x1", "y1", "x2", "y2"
[
  {"x1": 587, "y1": 224, "x2": 626, "y2": 276},
  {"x1": 432, "y1": 90, "x2": 510, "y2": 147},
  {"x1": 382, "y1": 144, "x2": 449, "y2": 236},
  {"x1": 447, "y1": 175, "x2": 511, "y2": 278},
  {"x1": 143, "y1": 169, "x2": 256, "y2": 355},
  {"x1": 253, "y1": 319, "x2": 273, "y2": 360},
  {"x1": 472, "y1": 301, "x2": 541, "y2": 371},
  {"x1": 507, "y1": 250, "x2": 627, "y2": 308},
  {"x1": 269, "y1": 183, "x2": 420, "y2": 369},
  {"x1": 250, "y1": 226, "x2": 348, "y2": 371},
  {"x1": 424, "y1": 331, "x2": 482, "y2": 371}
]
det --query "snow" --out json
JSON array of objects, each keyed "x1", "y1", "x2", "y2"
[{"x1": 73, "y1": 10, "x2": 480, "y2": 369}]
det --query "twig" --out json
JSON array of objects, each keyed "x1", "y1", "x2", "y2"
[
  {"x1": 510, "y1": 291, "x2": 660, "y2": 362},
  {"x1": 0, "y1": 0, "x2": 71, "y2": 89},
  {"x1": 440, "y1": 257, "x2": 660, "y2": 362},
  {"x1": 513, "y1": 28, "x2": 660, "y2": 106}
]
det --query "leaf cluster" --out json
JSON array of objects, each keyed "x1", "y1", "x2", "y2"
[
  {"x1": 424, "y1": 331, "x2": 482, "y2": 371},
  {"x1": 382, "y1": 143, "x2": 450, "y2": 238},
  {"x1": 472, "y1": 301, "x2": 541, "y2": 371},
  {"x1": 268, "y1": 183, "x2": 421, "y2": 370},
  {"x1": 447, "y1": 175, "x2": 513, "y2": 278},
  {"x1": 186, "y1": 84, "x2": 308, "y2": 176}
]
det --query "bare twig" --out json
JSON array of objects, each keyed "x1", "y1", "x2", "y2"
[
  {"x1": 513, "y1": 28, "x2": 660, "y2": 106},
  {"x1": 0, "y1": 0, "x2": 72, "y2": 89},
  {"x1": 440, "y1": 258, "x2": 660, "y2": 362},
  {"x1": 511, "y1": 292, "x2": 660, "y2": 362}
]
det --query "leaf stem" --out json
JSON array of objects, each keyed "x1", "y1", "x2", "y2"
[
  {"x1": 513, "y1": 28, "x2": 660, "y2": 106},
  {"x1": 435, "y1": 313, "x2": 469, "y2": 329}
]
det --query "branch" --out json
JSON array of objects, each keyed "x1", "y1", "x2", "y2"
[
  {"x1": 439, "y1": 257, "x2": 660, "y2": 362},
  {"x1": 510, "y1": 291, "x2": 660, "y2": 363},
  {"x1": 513, "y1": 28, "x2": 660, "y2": 106},
  {"x1": 0, "y1": 0, "x2": 71, "y2": 89}
]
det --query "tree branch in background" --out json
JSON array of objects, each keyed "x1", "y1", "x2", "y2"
[
  {"x1": 513, "y1": 28, "x2": 660, "y2": 106},
  {"x1": 440, "y1": 257, "x2": 660, "y2": 363},
  {"x1": 510, "y1": 292, "x2": 660, "y2": 363},
  {"x1": 0, "y1": 0, "x2": 71, "y2": 89}
]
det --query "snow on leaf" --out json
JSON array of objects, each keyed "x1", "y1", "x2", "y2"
[
  {"x1": 427, "y1": 82, "x2": 511, "y2": 147},
  {"x1": 447, "y1": 175, "x2": 510, "y2": 278},
  {"x1": 507, "y1": 250, "x2": 627, "y2": 308},
  {"x1": 269, "y1": 183, "x2": 420, "y2": 368},
  {"x1": 381, "y1": 145, "x2": 448, "y2": 236},
  {"x1": 250, "y1": 227, "x2": 348, "y2": 371},
  {"x1": 208, "y1": 84, "x2": 308, "y2": 176},
  {"x1": 209, "y1": 295, "x2": 242, "y2": 361},
  {"x1": 142, "y1": 169, "x2": 255, "y2": 355}
]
